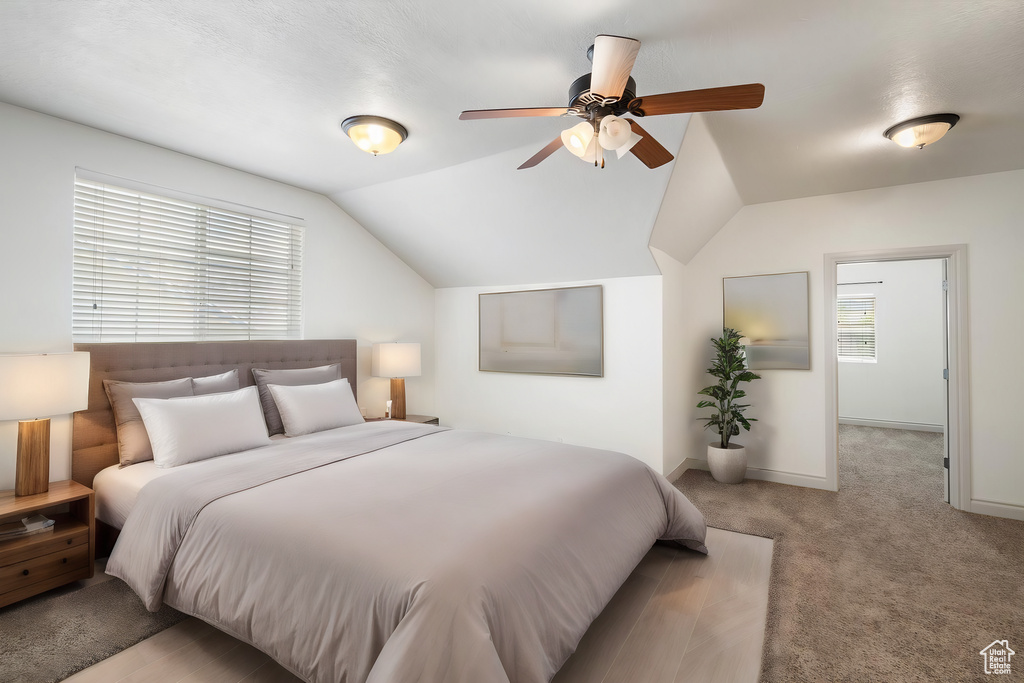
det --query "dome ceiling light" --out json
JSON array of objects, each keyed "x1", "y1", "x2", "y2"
[
  {"x1": 341, "y1": 116, "x2": 408, "y2": 156},
  {"x1": 884, "y1": 114, "x2": 960, "y2": 149}
]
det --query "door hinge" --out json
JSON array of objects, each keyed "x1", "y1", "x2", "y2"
[
  {"x1": 942, "y1": 280, "x2": 948, "y2": 291},
  {"x1": 942, "y1": 368, "x2": 949, "y2": 380},
  {"x1": 943, "y1": 456, "x2": 950, "y2": 469}
]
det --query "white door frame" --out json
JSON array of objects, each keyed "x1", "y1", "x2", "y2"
[{"x1": 823, "y1": 245, "x2": 971, "y2": 510}]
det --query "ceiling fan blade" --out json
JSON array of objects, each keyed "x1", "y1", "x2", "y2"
[
  {"x1": 589, "y1": 35, "x2": 641, "y2": 100},
  {"x1": 460, "y1": 107, "x2": 568, "y2": 120},
  {"x1": 627, "y1": 120, "x2": 673, "y2": 169},
  {"x1": 629, "y1": 83, "x2": 765, "y2": 117},
  {"x1": 518, "y1": 137, "x2": 564, "y2": 169}
]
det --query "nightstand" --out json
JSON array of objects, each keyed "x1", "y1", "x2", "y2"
[
  {"x1": 0, "y1": 480, "x2": 95, "y2": 608},
  {"x1": 366, "y1": 414, "x2": 440, "y2": 425}
]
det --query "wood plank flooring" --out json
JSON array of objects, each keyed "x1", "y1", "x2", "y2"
[{"x1": 66, "y1": 528, "x2": 771, "y2": 683}]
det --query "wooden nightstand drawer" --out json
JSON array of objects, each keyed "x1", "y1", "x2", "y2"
[
  {"x1": 0, "y1": 542, "x2": 90, "y2": 595},
  {"x1": 0, "y1": 521, "x2": 89, "y2": 567}
]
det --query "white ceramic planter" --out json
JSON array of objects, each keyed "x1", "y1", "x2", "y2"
[{"x1": 707, "y1": 443, "x2": 747, "y2": 484}]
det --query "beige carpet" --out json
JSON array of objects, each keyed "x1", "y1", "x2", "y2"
[
  {"x1": 0, "y1": 578, "x2": 186, "y2": 683},
  {"x1": 675, "y1": 425, "x2": 1024, "y2": 682}
]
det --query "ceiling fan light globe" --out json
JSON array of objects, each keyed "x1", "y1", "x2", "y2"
[
  {"x1": 598, "y1": 115, "x2": 632, "y2": 150},
  {"x1": 561, "y1": 121, "x2": 595, "y2": 158}
]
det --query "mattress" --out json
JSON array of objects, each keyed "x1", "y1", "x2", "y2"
[
  {"x1": 94, "y1": 433, "x2": 291, "y2": 528},
  {"x1": 94, "y1": 461, "x2": 167, "y2": 529}
]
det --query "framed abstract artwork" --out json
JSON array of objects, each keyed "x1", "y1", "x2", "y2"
[
  {"x1": 479, "y1": 285, "x2": 603, "y2": 376},
  {"x1": 723, "y1": 271, "x2": 810, "y2": 370}
]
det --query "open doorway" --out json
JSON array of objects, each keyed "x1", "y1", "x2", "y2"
[
  {"x1": 836, "y1": 259, "x2": 948, "y2": 501},
  {"x1": 823, "y1": 245, "x2": 971, "y2": 510}
]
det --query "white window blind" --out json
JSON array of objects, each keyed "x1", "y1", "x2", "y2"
[
  {"x1": 73, "y1": 178, "x2": 302, "y2": 342},
  {"x1": 837, "y1": 296, "x2": 876, "y2": 361}
]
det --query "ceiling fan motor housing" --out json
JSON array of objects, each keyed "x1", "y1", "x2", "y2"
[{"x1": 567, "y1": 74, "x2": 637, "y2": 118}]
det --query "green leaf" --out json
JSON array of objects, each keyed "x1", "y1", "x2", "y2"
[{"x1": 696, "y1": 326, "x2": 760, "y2": 437}]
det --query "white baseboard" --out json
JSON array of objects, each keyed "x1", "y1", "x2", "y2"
[
  {"x1": 839, "y1": 417, "x2": 943, "y2": 433},
  {"x1": 744, "y1": 466, "x2": 832, "y2": 490},
  {"x1": 665, "y1": 460, "x2": 691, "y2": 483},
  {"x1": 672, "y1": 458, "x2": 832, "y2": 490},
  {"x1": 970, "y1": 499, "x2": 1024, "y2": 522}
]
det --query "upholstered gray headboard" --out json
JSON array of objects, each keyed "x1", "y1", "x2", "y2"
[{"x1": 71, "y1": 340, "x2": 358, "y2": 488}]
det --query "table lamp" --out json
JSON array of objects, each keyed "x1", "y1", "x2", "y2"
[
  {"x1": 0, "y1": 352, "x2": 90, "y2": 496},
  {"x1": 371, "y1": 343, "x2": 420, "y2": 420}
]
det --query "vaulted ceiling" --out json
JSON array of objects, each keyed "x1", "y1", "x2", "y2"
[{"x1": 2, "y1": 1, "x2": 1022, "y2": 286}]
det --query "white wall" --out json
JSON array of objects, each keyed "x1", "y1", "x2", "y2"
[
  {"x1": 838, "y1": 260, "x2": 946, "y2": 429},
  {"x1": 649, "y1": 114, "x2": 743, "y2": 266},
  {"x1": 652, "y1": 247, "x2": 691, "y2": 476},
  {"x1": 0, "y1": 102, "x2": 435, "y2": 490},
  {"x1": 672, "y1": 169, "x2": 1024, "y2": 514},
  {"x1": 435, "y1": 277, "x2": 665, "y2": 473}
]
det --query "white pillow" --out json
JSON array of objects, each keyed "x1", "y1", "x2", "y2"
[
  {"x1": 268, "y1": 378, "x2": 364, "y2": 437},
  {"x1": 133, "y1": 386, "x2": 271, "y2": 468}
]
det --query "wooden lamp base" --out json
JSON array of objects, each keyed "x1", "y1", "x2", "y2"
[
  {"x1": 15, "y1": 418, "x2": 50, "y2": 497},
  {"x1": 390, "y1": 378, "x2": 407, "y2": 420}
]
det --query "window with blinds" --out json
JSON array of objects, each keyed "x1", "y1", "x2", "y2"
[
  {"x1": 73, "y1": 178, "x2": 302, "y2": 342},
  {"x1": 837, "y1": 296, "x2": 876, "y2": 361}
]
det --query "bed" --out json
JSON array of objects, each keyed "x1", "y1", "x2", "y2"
[{"x1": 73, "y1": 340, "x2": 707, "y2": 683}]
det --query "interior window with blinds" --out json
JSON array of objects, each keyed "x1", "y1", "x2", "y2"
[
  {"x1": 837, "y1": 296, "x2": 876, "y2": 361},
  {"x1": 73, "y1": 178, "x2": 302, "y2": 342}
]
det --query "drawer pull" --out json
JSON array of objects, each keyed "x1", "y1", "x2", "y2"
[
  {"x1": 22, "y1": 569, "x2": 29, "y2": 576},
  {"x1": 67, "y1": 539, "x2": 73, "y2": 545},
  {"x1": 62, "y1": 558, "x2": 69, "y2": 564}
]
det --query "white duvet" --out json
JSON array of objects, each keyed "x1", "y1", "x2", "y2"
[{"x1": 107, "y1": 421, "x2": 707, "y2": 683}]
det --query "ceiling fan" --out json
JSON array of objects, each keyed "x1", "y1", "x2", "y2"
[{"x1": 460, "y1": 35, "x2": 765, "y2": 170}]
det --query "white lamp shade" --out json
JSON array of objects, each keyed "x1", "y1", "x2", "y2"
[
  {"x1": 0, "y1": 352, "x2": 90, "y2": 420},
  {"x1": 598, "y1": 115, "x2": 632, "y2": 150},
  {"x1": 371, "y1": 343, "x2": 421, "y2": 378},
  {"x1": 561, "y1": 121, "x2": 595, "y2": 158}
]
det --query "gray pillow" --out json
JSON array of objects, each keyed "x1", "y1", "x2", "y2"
[
  {"x1": 192, "y1": 369, "x2": 240, "y2": 395},
  {"x1": 251, "y1": 363, "x2": 342, "y2": 435},
  {"x1": 103, "y1": 377, "x2": 195, "y2": 466}
]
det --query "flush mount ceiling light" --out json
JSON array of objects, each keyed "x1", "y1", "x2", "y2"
[
  {"x1": 884, "y1": 113, "x2": 960, "y2": 149},
  {"x1": 341, "y1": 116, "x2": 408, "y2": 156}
]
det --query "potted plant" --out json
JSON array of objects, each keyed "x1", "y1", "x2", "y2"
[{"x1": 697, "y1": 328, "x2": 760, "y2": 483}]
